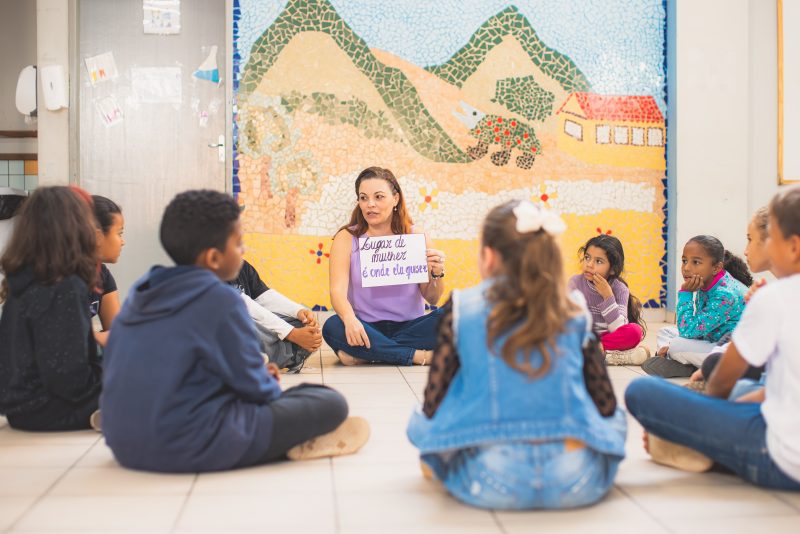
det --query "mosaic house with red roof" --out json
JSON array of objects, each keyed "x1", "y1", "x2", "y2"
[{"x1": 556, "y1": 92, "x2": 666, "y2": 170}]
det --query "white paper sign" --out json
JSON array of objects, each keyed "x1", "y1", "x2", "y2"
[
  {"x1": 131, "y1": 67, "x2": 182, "y2": 104},
  {"x1": 358, "y1": 233, "x2": 428, "y2": 288}
]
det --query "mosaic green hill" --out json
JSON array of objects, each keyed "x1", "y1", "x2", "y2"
[
  {"x1": 494, "y1": 75, "x2": 555, "y2": 122},
  {"x1": 240, "y1": 0, "x2": 470, "y2": 163},
  {"x1": 281, "y1": 91, "x2": 404, "y2": 143},
  {"x1": 425, "y1": 6, "x2": 591, "y2": 94}
]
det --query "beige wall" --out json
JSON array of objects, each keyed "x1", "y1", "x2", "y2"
[
  {"x1": 674, "y1": 0, "x2": 790, "y2": 295},
  {"x1": 36, "y1": 0, "x2": 71, "y2": 186},
  {"x1": 0, "y1": 0, "x2": 37, "y2": 155}
]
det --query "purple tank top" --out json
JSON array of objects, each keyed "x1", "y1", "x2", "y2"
[{"x1": 348, "y1": 233, "x2": 425, "y2": 323}]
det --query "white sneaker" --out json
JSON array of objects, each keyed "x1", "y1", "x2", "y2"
[
  {"x1": 605, "y1": 345, "x2": 650, "y2": 366},
  {"x1": 89, "y1": 410, "x2": 102, "y2": 432}
]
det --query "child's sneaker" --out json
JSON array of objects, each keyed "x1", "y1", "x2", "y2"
[
  {"x1": 89, "y1": 410, "x2": 102, "y2": 432},
  {"x1": 605, "y1": 345, "x2": 650, "y2": 366},
  {"x1": 287, "y1": 416, "x2": 370, "y2": 461},
  {"x1": 648, "y1": 434, "x2": 713, "y2": 472}
]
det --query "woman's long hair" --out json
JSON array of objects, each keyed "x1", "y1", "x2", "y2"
[
  {"x1": 0, "y1": 186, "x2": 98, "y2": 302},
  {"x1": 483, "y1": 200, "x2": 580, "y2": 379},
  {"x1": 338, "y1": 167, "x2": 413, "y2": 237},
  {"x1": 578, "y1": 234, "x2": 646, "y2": 335}
]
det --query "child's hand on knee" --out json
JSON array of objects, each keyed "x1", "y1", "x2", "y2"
[
  {"x1": 266, "y1": 362, "x2": 281, "y2": 382},
  {"x1": 297, "y1": 309, "x2": 319, "y2": 328},
  {"x1": 287, "y1": 325, "x2": 323, "y2": 352}
]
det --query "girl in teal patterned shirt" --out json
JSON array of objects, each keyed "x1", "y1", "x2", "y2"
[{"x1": 644, "y1": 235, "x2": 752, "y2": 377}]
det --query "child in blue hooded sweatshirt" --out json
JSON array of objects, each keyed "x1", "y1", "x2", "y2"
[
  {"x1": 407, "y1": 200, "x2": 626, "y2": 510},
  {"x1": 101, "y1": 190, "x2": 369, "y2": 473}
]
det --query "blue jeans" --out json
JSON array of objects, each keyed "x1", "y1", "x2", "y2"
[
  {"x1": 729, "y1": 378, "x2": 765, "y2": 400},
  {"x1": 625, "y1": 376, "x2": 800, "y2": 490},
  {"x1": 322, "y1": 308, "x2": 443, "y2": 366},
  {"x1": 426, "y1": 441, "x2": 620, "y2": 510}
]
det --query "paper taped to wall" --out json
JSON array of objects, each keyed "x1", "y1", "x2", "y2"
[
  {"x1": 131, "y1": 67, "x2": 182, "y2": 104},
  {"x1": 143, "y1": 0, "x2": 181, "y2": 35},
  {"x1": 96, "y1": 95, "x2": 124, "y2": 127},
  {"x1": 84, "y1": 52, "x2": 119, "y2": 86}
]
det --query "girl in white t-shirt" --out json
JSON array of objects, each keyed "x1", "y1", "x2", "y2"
[{"x1": 625, "y1": 186, "x2": 800, "y2": 489}]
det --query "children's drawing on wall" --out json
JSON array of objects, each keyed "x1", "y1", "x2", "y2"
[
  {"x1": 84, "y1": 51, "x2": 119, "y2": 86},
  {"x1": 143, "y1": 0, "x2": 181, "y2": 35},
  {"x1": 233, "y1": 0, "x2": 667, "y2": 310},
  {"x1": 193, "y1": 45, "x2": 220, "y2": 84},
  {"x1": 96, "y1": 95, "x2": 124, "y2": 127}
]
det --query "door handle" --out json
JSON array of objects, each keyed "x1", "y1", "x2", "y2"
[{"x1": 208, "y1": 134, "x2": 224, "y2": 162}]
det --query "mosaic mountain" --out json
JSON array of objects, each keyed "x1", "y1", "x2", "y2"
[
  {"x1": 425, "y1": 6, "x2": 591, "y2": 94},
  {"x1": 240, "y1": 0, "x2": 590, "y2": 163},
  {"x1": 240, "y1": 0, "x2": 471, "y2": 162}
]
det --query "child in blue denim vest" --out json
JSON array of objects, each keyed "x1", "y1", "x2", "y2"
[
  {"x1": 407, "y1": 200, "x2": 626, "y2": 510},
  {"x1": 643, "y1": 235, "x2": 752, "y2": 378}
]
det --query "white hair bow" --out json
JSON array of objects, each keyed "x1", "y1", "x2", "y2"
[{"x1": 512, "y1": 201, "x2": 567, "y2": 236}]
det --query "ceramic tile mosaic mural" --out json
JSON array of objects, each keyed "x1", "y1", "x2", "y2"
[{"x1": 233, "y1": 0, "x2": 667, "y2": 309}]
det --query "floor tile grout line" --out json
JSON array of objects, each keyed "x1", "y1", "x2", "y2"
[
  {"x1": 169, "y1": 473, "x2": 199, "y2": 533},
  {"x1": 613, "y1": 483, "x2": 676, "y2": 533},
  {"x1": 329, "y1": 457, "x2": 341, "y2": 534},
  {"x1": 772, "y1": 492, "x2": 800, "y2": 513},
  {"x1": 398, "y1": 366, "x2": 423, "y2": 403},
  {"x1": 6, "y1": 435, "x2": 102, "y2": 531},
  {"x1": 490, "y1": 509, "x2": 508, "y2": 533},
  {"x1": 318, "y1": 345, "x2": 325, "y2": 384}
]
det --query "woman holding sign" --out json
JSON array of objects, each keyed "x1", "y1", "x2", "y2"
[{"x1": 322, "y1": 167, "x2": 446, "y2": 366}]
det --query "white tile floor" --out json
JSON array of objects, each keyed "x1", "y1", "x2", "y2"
[{"x1": 1, "y1": 318, "x2": 798, "y2": 533}]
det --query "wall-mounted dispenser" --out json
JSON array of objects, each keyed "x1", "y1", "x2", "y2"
[
  {"x1": 40, "y1": 64, "x2": 69, "y2": 111},
  {"x1": 15, "y1": 65, "x2": 37, "y2": 117}
]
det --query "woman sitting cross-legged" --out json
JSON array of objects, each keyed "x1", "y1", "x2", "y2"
[{"x1": 322, "y1": 167, "x2": 446, "y2": 366}]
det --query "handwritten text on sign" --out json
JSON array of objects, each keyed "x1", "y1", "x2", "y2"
[{"x1": 358, "y1": 234, "x2": 428, "y2": 288}]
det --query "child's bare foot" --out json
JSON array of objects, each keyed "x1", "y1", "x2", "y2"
[
  {"x1": 657, "y1": 346, "x2": 669, "y2": 357},
  {"x1": 337, "y1": 350, "x2": 368, "y2": 366},
  {"x1": 287, "y1": 416, "x2": 370, "y2": 460},
  {"x1": 643, "y1": 430, "x2": 650, "y2": 453},
  {"x1": 683, "y1": 379, "x2": 706, "y2": 393},
  {"x1": 646, "y1": 433, "x2": 713, "y2": 472},
  {"x1": 420, "y1": 460, "x2": 435, "y2": 480},
  {"x1": 412, "y1": 349, "x2": 433, "y2": 366}
]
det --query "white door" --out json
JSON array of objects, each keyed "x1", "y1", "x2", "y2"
[{"x1": 78, "y1": 0, "x2": 227, "y2": 296}]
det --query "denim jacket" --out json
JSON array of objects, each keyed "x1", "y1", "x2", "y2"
[{"x1": 407, "y1": 280, "x2": 626, "y2": 458}]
